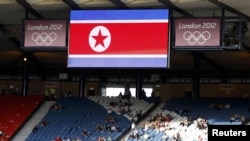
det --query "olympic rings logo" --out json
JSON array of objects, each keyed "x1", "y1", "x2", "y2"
[
  {"x1": 183, "y1": 31, "x2": 210, "y2": 45},
  {"x1": 31, "y1": 32, "x2": 57, "y2": 45}
]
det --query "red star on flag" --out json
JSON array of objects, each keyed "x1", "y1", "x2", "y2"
[{"x1": 92, "y1": 29, "x2": 108, "y2": 47}]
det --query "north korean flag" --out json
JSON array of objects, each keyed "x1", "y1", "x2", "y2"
[{"x1": 68, "y1": 9, "x2": 169, "y2": 68}]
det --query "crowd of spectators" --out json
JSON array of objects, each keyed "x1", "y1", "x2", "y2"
[
  {"x1": 208, "y1": 102, "x2": 231, "y2": 110},
  {"x1": 97, "y1": 136, "x2": 112, "y2": 141},
  {"x1": 127, "y1": 111, "x2": 208, "y2": 141},
  {"x1": 54, "y1": 136, "x2": 82, "y2": 141},
  {"x1": 109, "y1": 94, "x2": 144, "y2": 122},
  {"x1": 229, "y1": 114, "x2": 249, "y2": 124},
  {"x1": 94, "y1": 115, "x2": 122, "y2": 134},
  {"x1": 50, "y1": 103, "x2": 64, "y2": 111}
]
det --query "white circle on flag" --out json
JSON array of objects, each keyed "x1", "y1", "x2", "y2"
[{"x1": 88, "y1": 26, "x2": 111, "y2": 52}]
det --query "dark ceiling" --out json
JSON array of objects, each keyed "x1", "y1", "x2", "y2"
[{"x1": 0, "y1": 0, "x2": 250, "y2": 78}]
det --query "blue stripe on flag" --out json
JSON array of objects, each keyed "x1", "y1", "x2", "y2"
[
  {"x1": 68, "y1": 57, "x2": 168, "y2": 68},
  {"x1": 70, "y1": 9, "x2": 169, "y2": 21}
]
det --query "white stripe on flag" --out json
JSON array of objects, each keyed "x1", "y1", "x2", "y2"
[
  {"x1": 69, "y1": 54, "x2": 167, "y2": 58},
  {"x1": 70, "y1": 19, "x2": 168, "y2": 24}
]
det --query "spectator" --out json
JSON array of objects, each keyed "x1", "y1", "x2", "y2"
[
  {"x1": 67, "y1": 91, "x2": 73, "y2": 97},
  {"x1": 116, "y1": 124, "x2": 122, "y2": 132},
  {"x1": 230, "y1": 115, "x2": 236, "y2": 123},
  {"x1": 0, "y1": 130, "x2": 5, "y2": 137},
  {"x1": 241, "y1": 115, "x2": 246, "y2": 125},
  {"x1": 76, "y1": 137, "x2": 82, "y2": 141},
  {"x1": 225, "y1": 103, "x2": 231, "y2": 109},
  {"x1": 62, "y1": 137, "x2": 70, "y2": 141},
  {"x1": 198, "y1": 135, "x2": 203, "y2": 141},
  {"x1": 118, "y1": 92, "x2": 123, "y2": 98},
  {"x1": 49, "y1": 88, "x2": 56, "y2": 100},
  {"x1": 140, "y1": 89, "x2": 146, "y2": 98},
  {"x1": 105, "y1": 124, "x2": 111, "y2": 132},
  {"x1": 136, "y1": 110, "x2": 142, "y2": 120},
  {"x1": 32, "y1": 124, "x2": 38, "y2": 133},
  {"x1": 131, "y1": 121, "x2": 136, "y2": 131},
  {"x1": 111, "y1": 124, "x2": 117, "y2": 133},
  {"x1": 95, "y1": 124, "x2": 103, "y2": 132},
  {"x1": 50, "y1": 103, "x2": 56, "y2": 111},
  {"x1": 82, "y1": 129, "x2": 90, "y2": 137},
  {"x1": 129, "y1": 128, "x2": 139, "y2": 139},
  {"x1": 42, "y1": 119, "x2": 48, "y2": 127},
  {"x1": 98, "y1": 136, "x2": 106, "y2": 141},
  {"x1": 54, "y1": 136, "x2": 62, "y2": 141},
  {"x1": 58, "y1": 103, "x2": 64, "y2": 111},
  {"x1": 107, "y1": 136, "x2": 112, "y2": 141},
  {"x1": 107, "y1": 108, "x2": 113, "y2": 115}
]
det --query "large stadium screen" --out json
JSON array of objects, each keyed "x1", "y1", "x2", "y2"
[
  {"x1": 22, "y1": 19, "x2": 68, "y2": 51},
  {"x1": 68, "y1": 9, "x2": 170, "y2": 68}
]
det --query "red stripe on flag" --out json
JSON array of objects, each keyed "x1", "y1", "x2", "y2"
[{"x1": 69, "y1": 23, "x2": 169, "y2": 54}]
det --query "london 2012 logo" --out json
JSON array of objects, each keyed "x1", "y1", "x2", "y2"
[
  {"x1": 183, "y1": 31, "x2": 211, "y2": 45},
  {"x1": 176, "y1": 19, "x2": 220, "y2": 46},
  {"x1": 31, "y1": 32, "x2": 57, "y2": 45}
]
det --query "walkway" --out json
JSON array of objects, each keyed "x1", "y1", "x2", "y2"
[{"x1": 12, "y1": 101, "x2": 54, "y2": 141}]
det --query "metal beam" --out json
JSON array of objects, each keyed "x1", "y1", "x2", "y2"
[
  {"x1": 30, "y1": 53, "x2": 46, "y2": 69},
  {"x1": 109, "y1": 0, "x2": 129, "y2": 9},
  {"x1": 208, "y1": 0, "x2": 250, "y2": 21},
  {"x1": 62, "y1": 0, "x2": 81, "y2": 10},
  {"x1": 198, "y1": 52, "x2": 226, "y2": 71},
  {"x1": 158, "y1": 0, "x2": 193, "y2": 18},
  {"x1": 8, "y1": 37, "x2": 21, "y2": 47},
  {"x1": 7, "y1": 54, "x2": 25, "y2": 68},
  {"x1": 16, "y1": 0, "x2": 44, "y2": 19}
]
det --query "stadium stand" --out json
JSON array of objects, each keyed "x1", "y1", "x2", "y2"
[
  {"x1": 0, "y1": 95, "x2": 45, "y2": 141},
  {"x1": 21, "y1": 95, "x2": 160, "y2": 141},
  {"x1": 2, "y1": 95, "x2": 250, "y2": 141},
  {"x1": 25, "y1": 97, "x2": 132, "y2": 141},
  {"x1": 124, "y1": 97, "x2": 250, "y2": 141}
]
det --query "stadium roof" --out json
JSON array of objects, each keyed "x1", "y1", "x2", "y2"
[{"x1": 0, "y1": 0, "x2": 250, "y2": 78}]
